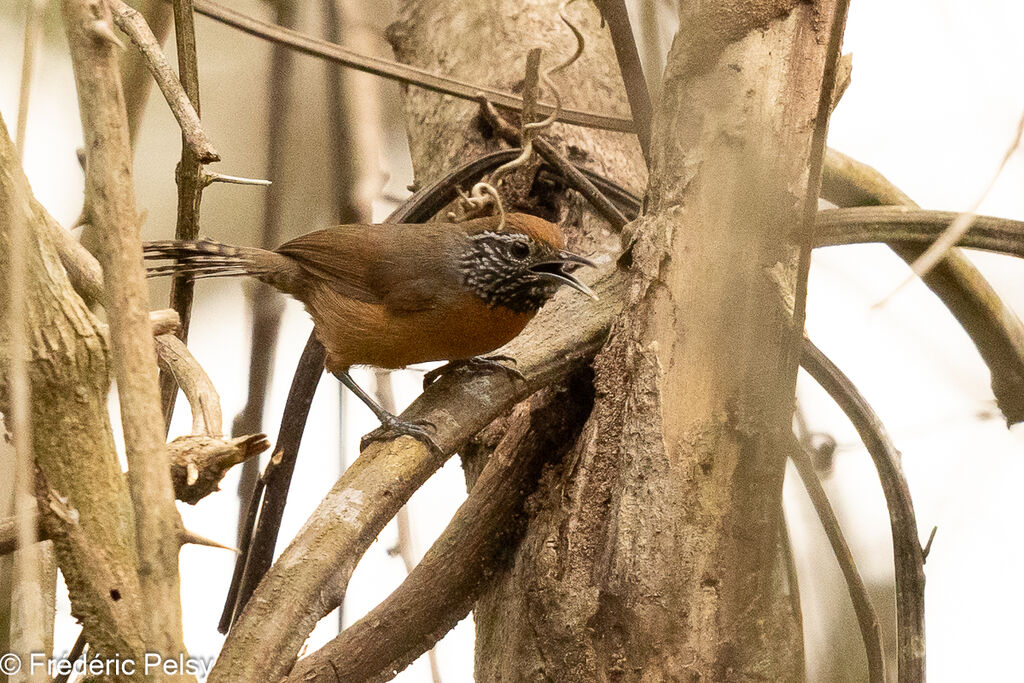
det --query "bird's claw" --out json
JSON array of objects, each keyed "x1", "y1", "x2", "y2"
[
  {"x1": 360, "y1": 415, "x2": 442, "y2": 455},
  {"x1": 422, "y1": 355, "x2": 526, "y2": 389}
]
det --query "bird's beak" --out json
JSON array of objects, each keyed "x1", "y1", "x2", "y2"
[{"x1": 529, "y1": 250, "x2": 599, "y2": 301}]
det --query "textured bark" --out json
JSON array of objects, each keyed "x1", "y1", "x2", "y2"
[
  {"x1": 393, "y1": 1, "x2": 844, "y2": 680},
  {"x1": 387, "y1": 0, "x2": 645, "y2": 253},
  {"x1": 62, "y1": 0, "x2": 191, "y2": 673},
  {"x1": 0, "y1": 113, "x2": 147, "y2": 671}
]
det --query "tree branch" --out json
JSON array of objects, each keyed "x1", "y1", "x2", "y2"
[
  {"x1": 284, "y1": 376, "x2": 593, "y2": 682},
  {"x1": 167, "y1": 434, "x2": 269, "y2": 505},
  {"x1": 161, "y1": 0, "x2": 212, "y2": 430},
  {"x1": 154, "y1": 333, "x2": 223, "y2": 436},
  {"x1": 109, "y1": 0, "x2": 220, "y2": 163},
  {"x1": 821, "y1": 148, "x2": 1024, "y2": 425},
  {"x1": 801, "y1": 339, "x2": 925, "y2": 683},
  {"x1": 208, "y1": 264, "x2": 622, "y2": 682},
  {"x1": 121, "y1": 0, "x2": 175, "y2": 144},
  {"x1": 0, "y1": 110, "x2": 147, "y2": 671},
  {"x1": 592, "y1": 0, "x2": 652, "y2": 163},
  {"x1": 790, "y1": 440, "x2": 886, "y2": 683},
  {"x1": 60, "y1": 0, "x2": 190, "y2": 673},
  {"x1": 815, "y1": 207, "x2": 1024, "y2": 256},
  {"x1": 188, "y1": 0, "x2": 633, "y2": 133}
]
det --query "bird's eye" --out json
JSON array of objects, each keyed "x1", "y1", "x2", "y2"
[{"x1": 509, "y1": 240, "x2": 530, "y2": 259}]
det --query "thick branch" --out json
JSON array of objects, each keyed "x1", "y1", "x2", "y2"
[
  {"x1": 285, "y1": 377, "x2": 593, "y2": 682},
  {"x1": 61, "y1": 0, "x2": 189, "y2": 672},
  {"x1": 167, "y1": 434, "x2": 269, "y2": 505},
  {"x1": 208, "y1": 265, "x2": 621, "y2": 682},
  {"x1": 0, "y1": 111, "x2": 147, "y2": 671}
]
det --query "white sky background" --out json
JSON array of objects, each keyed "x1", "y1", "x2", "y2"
[{"x1": 2, "y1": 0, "x2": 1023, "y2": 680}]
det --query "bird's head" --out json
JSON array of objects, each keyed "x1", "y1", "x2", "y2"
[{"x1": 458, "y1": 214, "x2": 597, "y2": 314}]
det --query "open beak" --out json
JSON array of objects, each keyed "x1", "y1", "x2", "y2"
[{"x1": 529, "y1": 250, "x2": 599, "y2": 301}]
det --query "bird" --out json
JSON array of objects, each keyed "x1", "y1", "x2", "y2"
[{"x1": 143, "y1": 212, "x2": 597, "y2": 452}]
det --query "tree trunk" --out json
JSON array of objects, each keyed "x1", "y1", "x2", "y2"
[{"x1": 392, "y1": 0, "x2": 846, "y2": 680}]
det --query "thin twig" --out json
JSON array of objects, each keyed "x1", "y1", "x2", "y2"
[
  {"x1": 109, "y1": 0, "x2": 220, "y2": 163},
  {"x1": 61, "y1": 0, "x2": 190, "y2": 668},
  {"x1": 161, "y1": 0, "x2": 212, "y2": 432},
  {"x1": 201, "y1": 171, "x2": 271, "y2": 187},
  {"x1": 791, "y1": 0, "x2": 851, "y2": 383},
  {"x1": 121, "y1": 0, "x2": 175, "y2": 144},
  {"x1": 228, "y1": 0, "x2": 296, "y2": 592},
  {"x1": 284, "y1": 380, "x2": 591, "y2": 682},
  {"x1": 592, "y1": 0, "x2": 652, "y2": 164},
  {"x1": 16, "y1": 0, "x2": 46, "y2": 158},
  {"x1": 886, "y1": 108, "x2": 1024, "y2": 298},
  {"x1": 921, "y1": 526, "x2": 937, "y2": 562},
  {"x1": 814, "y1": 207, "x2": 1024, "y2": 257},
  {"x1": 154, "y1": 333, "x2": 223, "y2": 435},
  {"x1": 480, "y1": 101, "x2": 630, "y2": 229},
  {"x1": 217, "y1": 476, "x2": 263, "y2": 634},
  {"x1": 7, "y1": 47, "x2": 48, "y2": 677},
  {"x1": 801, "y1": 339, "x2": 926, "y2": 683},
  {"x1": 188, "y1": 0, "x2": 633, "y2": 133},
  {"x1": 225, "y1": 337, "x2": 326, "y2": 629},
  {"x1": 790, "y1": 440, "x2": 886, "y2": 683}
]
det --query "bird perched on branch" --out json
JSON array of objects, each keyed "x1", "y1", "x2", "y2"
[{"x1": 144, "y1": 212, "x2": 596, "y2": 452}]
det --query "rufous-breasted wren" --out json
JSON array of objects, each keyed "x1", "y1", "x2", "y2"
[{"x1": 144, "y1": 212, "x2": 596, "y2": 452}]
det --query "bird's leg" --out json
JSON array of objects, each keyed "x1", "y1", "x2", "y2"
[
  {"x1": 334, "y1": 370, "x2": 442, "y2": 455},
  {"x1": 422, "y1": 354, "x2": 526, "y2": 389}
]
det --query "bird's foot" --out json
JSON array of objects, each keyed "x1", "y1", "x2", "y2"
[
  {"x1": 360, "y1": 414, "x2": 442, "y2": 455},
  {"x1": 422, "y1": 354, "x2": 525, "y2": 389}
]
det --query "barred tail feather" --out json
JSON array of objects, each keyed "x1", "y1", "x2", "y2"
[{"x1": 143, "y1": 239, "x2": 265, "y2": 280}]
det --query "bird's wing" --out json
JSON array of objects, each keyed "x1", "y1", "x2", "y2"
[{"x1": 274, "y1": 223, "x2": 459, "y2": 310}]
